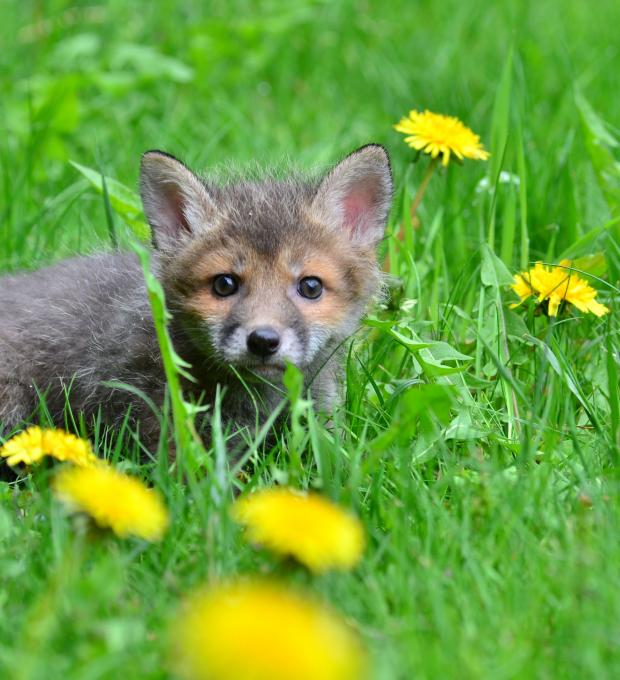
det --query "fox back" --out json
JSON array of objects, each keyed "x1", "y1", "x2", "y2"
[{"x1": 0, "y1": 145, "x2": 392, "y2": 450}]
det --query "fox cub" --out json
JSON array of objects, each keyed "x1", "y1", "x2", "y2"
[{"x1": 0, "y1": 145, "x2": 392, "y2": 447}]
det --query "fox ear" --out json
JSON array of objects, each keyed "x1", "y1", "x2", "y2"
[
  {"x1": 140, "y1": 151, "x2": 217, "y2": 250},
  {"x1": 311, "y1": 144, "x2": 392, "y2": 246}
]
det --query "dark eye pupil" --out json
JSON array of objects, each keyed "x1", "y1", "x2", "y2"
[
  {"x1": 213, "y1": 274, "x2": 238, "y2": 297},
  {"x1": 298, "y1": 276, "x2": 323, "y2": 299}
]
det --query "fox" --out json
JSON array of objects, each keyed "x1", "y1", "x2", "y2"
[{"x1": 0, "y1": 144, "x2": 392, "y2": 453}]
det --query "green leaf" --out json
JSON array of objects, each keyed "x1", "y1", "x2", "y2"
[
  {"x1": 558, "y1": 216, "x2": 620, "y2": 260},
  {"x1": 572, "y1": 253, "x2": 607, "y2": 278},
  {"x1": 369, "y1": 384, "x2": 455, "y2": 453},
  {"x1": 70, "y1": 161, "x2": 150, "y2": 240},
  {"x1": 283, "y1": 363, "x2": 305, "y2": 404},
  {"x1": 111, "y1": 44, "x2": 194, "y2": 83},
  {"x1": 364, "y1": 318, "x2": 431, "y2": 352},
  {"x1": 367, "y1": 318, "x2": 470, "y2": 377},
  {"x1": 481, "y1": 243, "x2": 515, "y2": 287},
  {"x1": 488, "y1": 48, "x2": 513, "y2": 183},
  {"x1": 416, "y1": 341, "x2": 472, "y2": 377},
  {"x1": 504, "y1": 309, "x2": 530, "y2": 342},
  {"x1": 575, "y1": 91, "x2": 620, "y2": 218},
  {"x1": 444, "y1": 409, "x2": 488, "y2": 441},
  {"x1": 50, "y1": 33, "x2": 101, "y2": 64},
  {"x1": 131, "y1": 241, "x2": 206, "y2": 470}
]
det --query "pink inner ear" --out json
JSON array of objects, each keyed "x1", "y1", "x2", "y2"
[
  {"x1": 343, "y1": 187, "x2": 375, "y2": 234},
  {"x1": 163, "y1": 185, "x2": 191, "y2": 234}
]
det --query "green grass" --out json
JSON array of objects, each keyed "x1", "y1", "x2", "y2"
[{"x1": 2, "y1": 1, "x2": 620, "y2": 678}]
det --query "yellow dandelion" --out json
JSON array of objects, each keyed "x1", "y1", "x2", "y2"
[
  {"x1": 511, "y1": 260, "x2": 609, "y2": 317},
  {"x1": 512, "y1": 272, "x2": 536, "y2": 301},
  {"x1": 53, "y1": 465, "x2": 169, "y2": 541},
  {"x1": 171, "y1": 580, "x2": 366, "y2": 680},
  {"x1": 231, "y1": 487, "x2": 364, "y2": 573},
  {"x1": 0, "y1": 426, "x2": 100, "y2": 467},
  {"x1": 394, "y1": 109, "x2": 490, "y2": 166}
]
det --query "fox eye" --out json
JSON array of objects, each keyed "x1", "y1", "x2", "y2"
[
  {"x1": 212, "y1": 274, "x2": 239, "y2": 297},
  {"x1": 297, "y1": 276, "x2": 323, "y2": 300}
]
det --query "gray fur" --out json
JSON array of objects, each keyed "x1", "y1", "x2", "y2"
[{"x1": 0, "y1": 146, "x2": 392, "y2": 451}]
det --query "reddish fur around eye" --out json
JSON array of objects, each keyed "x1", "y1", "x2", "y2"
[{"x1": 184, "y1": 289, "x2": 235, "y2": 320}]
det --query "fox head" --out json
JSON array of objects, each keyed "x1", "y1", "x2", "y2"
[{"x1": 139, "y1": 146, "x2": 392, "y2": 379}]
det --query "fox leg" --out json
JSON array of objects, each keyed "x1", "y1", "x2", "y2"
[{"x1": 0, "y1": 380, "x2": 36, "y2": 436}]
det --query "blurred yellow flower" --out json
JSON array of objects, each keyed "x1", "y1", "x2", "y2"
[
  {"x1": 53, "y1": 465, "x2": 169, "y2": 541},
  {"x1": 0, "y1": 426, "x2": 99, "y2": 467},
  {"x1": 511, "y1": 260, "x2": 609, "y2": 317},
  {"x1": 394, "y1": 109, "x2": 490, "y2": 166},
  {"x1": 232, "y1": 488, "x2": 365, "y2": 573},
  {"x1": 232, "y1": 487, "x2": 364, "y2": 573},
  {"x1": 171, "y1": 580, "x2": 365, "y2": 680}
]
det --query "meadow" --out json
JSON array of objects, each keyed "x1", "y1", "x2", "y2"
[{"x1": 1, "y1": 1, "x2": 620, "y2": 678}]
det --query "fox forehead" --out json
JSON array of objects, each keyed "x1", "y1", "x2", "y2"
[{"x1": 208, "y1": 178, "x2": 318, "y2": 255}]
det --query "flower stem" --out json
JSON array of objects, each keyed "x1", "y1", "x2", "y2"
[
  {"x1": 409, "y1": 157, "x2": 438, "y2": 225},
  {"x1": 384, "y1": 157, "x2": 439, "y2": 273}
]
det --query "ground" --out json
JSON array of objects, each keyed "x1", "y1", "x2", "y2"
[{"x1": 1, "y1": 1, "x2": 619, "y2": 678}]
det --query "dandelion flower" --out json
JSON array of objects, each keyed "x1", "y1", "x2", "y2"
[
  {"x1": 0, "y1": 426, "x2": 100, "y2": 467},
  {"x1": 512, "y1": 272, "x2": 536, "y2": 302},
  {"x1": 53, "y1": 465, "x2": 169, "y2": 541},
  {"x1": 231, "y1": 487, "x2": 364, "y2": 573},
  {"x1": 171, "y1": 580, "x2": 365, "y2": 680},
  {"x1": 511, "y1": 260, "x2": 609, "y2": 317},
  {"x1": 394, "y1": 109, "x2": 490, "y2": 166}
]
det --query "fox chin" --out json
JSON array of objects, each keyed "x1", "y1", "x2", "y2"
[{"x1": 0, "y1": 145, "x2": 393, "y2": 452}]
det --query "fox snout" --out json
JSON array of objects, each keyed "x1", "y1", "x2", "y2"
[
  {"x1": 246, "y1": 326, "x2": 281, "y2": 357},
  {"x1": 219, "y1": 317, "x2": 308, "y2": 370}
]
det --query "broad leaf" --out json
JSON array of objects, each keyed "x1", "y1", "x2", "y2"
[{"x1": 71, "y1": 161, "x2": 150, "y2": 240}]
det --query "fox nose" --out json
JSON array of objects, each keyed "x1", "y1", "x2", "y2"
[{"x1": 247, "y1": 326, "x2": 280, "y2": 357}]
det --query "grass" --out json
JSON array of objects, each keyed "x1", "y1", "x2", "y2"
[{"x1": 1, "y1": 0, "x2": 620, "y2": 678}]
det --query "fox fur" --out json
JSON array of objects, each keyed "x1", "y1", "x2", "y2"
[{"x1": 0, "y1": 145, "x2": 392, "y2": 450}]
